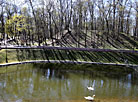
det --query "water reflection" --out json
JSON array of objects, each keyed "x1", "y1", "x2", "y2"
[{"x1": 0, "y1": 64, "x2": 138, "y2": 102}]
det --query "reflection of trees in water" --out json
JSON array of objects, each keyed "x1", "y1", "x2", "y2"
[
  {"x1": 35, "y1": 63, "x2": 70, "y2": 80},
  {"x1": 0, "y1": 64, "x2": 138, "y2": 101},
  {"x1": 41, "y1": 68, "x2": 69, "y2": 80},
  {"x1": 0, "y1": 64, "x2": 34, "y2": 101},
  {"x1": 35, "y1": 63, "x2": 138, "y2": 98},
  {"x1": 0, "y1": 64, "x2": 70, "y2": 99},
  {"x1": 35, "y1": 63, "x2": 138, "y2": 87},
  {"x1": 78, "y1": 70, "x2": 138, "y2": 98},
  {"x1": 131, "y1": 72, "x2": 138, "y2": 85}
]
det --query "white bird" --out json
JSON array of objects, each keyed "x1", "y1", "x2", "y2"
[
  {"x1": 84, "y1": 95, "x2": 95, "y2": 101},
  {"x1": 87, "y1": 86, "x2": 94, "y2": 91}
]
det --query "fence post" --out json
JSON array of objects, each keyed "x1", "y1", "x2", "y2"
[{"x1": 6, "y1": 45, "x2": 8, "y2": 63}]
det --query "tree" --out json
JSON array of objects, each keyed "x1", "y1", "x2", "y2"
[
  {"x1": 5, "y1": 14, "x2": 27, "y2": 39},
  {"x1": 134, "y1": 1, "x2": 138, "y2": 38},
  {"x1": 0, "y1": 0, "x2": 5, "y2": 39}
]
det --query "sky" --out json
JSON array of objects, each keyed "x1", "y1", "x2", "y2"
[
  {"x1": 7, "y1": 0, "x2": 137, "y2": 15},
  {"x1": 14, "y1": 0, "x2": 136, "y2": 7}
]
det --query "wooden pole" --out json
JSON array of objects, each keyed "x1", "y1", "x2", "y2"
[{"x1": 6, "y1": 45, "x2": 8, "y2": 63}]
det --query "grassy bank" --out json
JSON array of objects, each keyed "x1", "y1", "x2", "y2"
[
  {"x1": 0, "y1": 49, "x2": 19, "y2": 63},
  {"x1": 0, "y1": 49, "x2": 138, "y2": 65}
]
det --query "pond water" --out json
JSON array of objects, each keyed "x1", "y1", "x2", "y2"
[{"x1": 0, "y1": 63, "x2": 138, "y2": 102}]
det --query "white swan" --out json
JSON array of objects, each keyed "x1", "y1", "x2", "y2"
[
  {"x1": 87, "y1": 86, "x2": 94, "y2": 91},
  {"x1": 87, "y1": 80, "x2": 95, "y2": 91},
  {"x1": 84, "y1": 95, "x2": 95, "y2": 101}
]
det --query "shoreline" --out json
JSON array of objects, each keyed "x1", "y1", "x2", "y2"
[{"x1": 0, "y1": 60, "x2": 138, "y2": 68}]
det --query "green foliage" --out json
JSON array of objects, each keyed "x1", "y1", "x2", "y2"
[{"x1": 5, "y1": 14, "x2": 27, "y2": 37}]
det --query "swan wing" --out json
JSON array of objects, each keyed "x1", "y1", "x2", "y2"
[
  {"x1": 84, "y1": 96, "x2": 94, "y2": 100},
  {"x1": 87, "y1": 86, "x2": 94, "y2": 90}
]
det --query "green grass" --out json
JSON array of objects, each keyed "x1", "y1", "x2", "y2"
[
  {"x1": 0, "y1": 49, "x2": 20, "y2": 63},
  {"x1": 60, "y1": 30, "x2": 138, "y2": 49},
  {"x1": 0, "y1": 49, "x2": 138, "y2": 65}
]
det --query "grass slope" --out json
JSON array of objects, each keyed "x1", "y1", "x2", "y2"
[
  {"x1": 53, "y1": 30, "x2": 138, "y2": 49},
  {"x1": 0, "y1": 49, "x2": 138, "y2": 65},
  {"x1": 1, "y1": 31, "x2": 138, "y2": 65}
]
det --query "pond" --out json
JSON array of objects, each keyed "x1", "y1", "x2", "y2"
[{"x1": 0, "y1": 63, "x2": 138, "y2": 102}]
